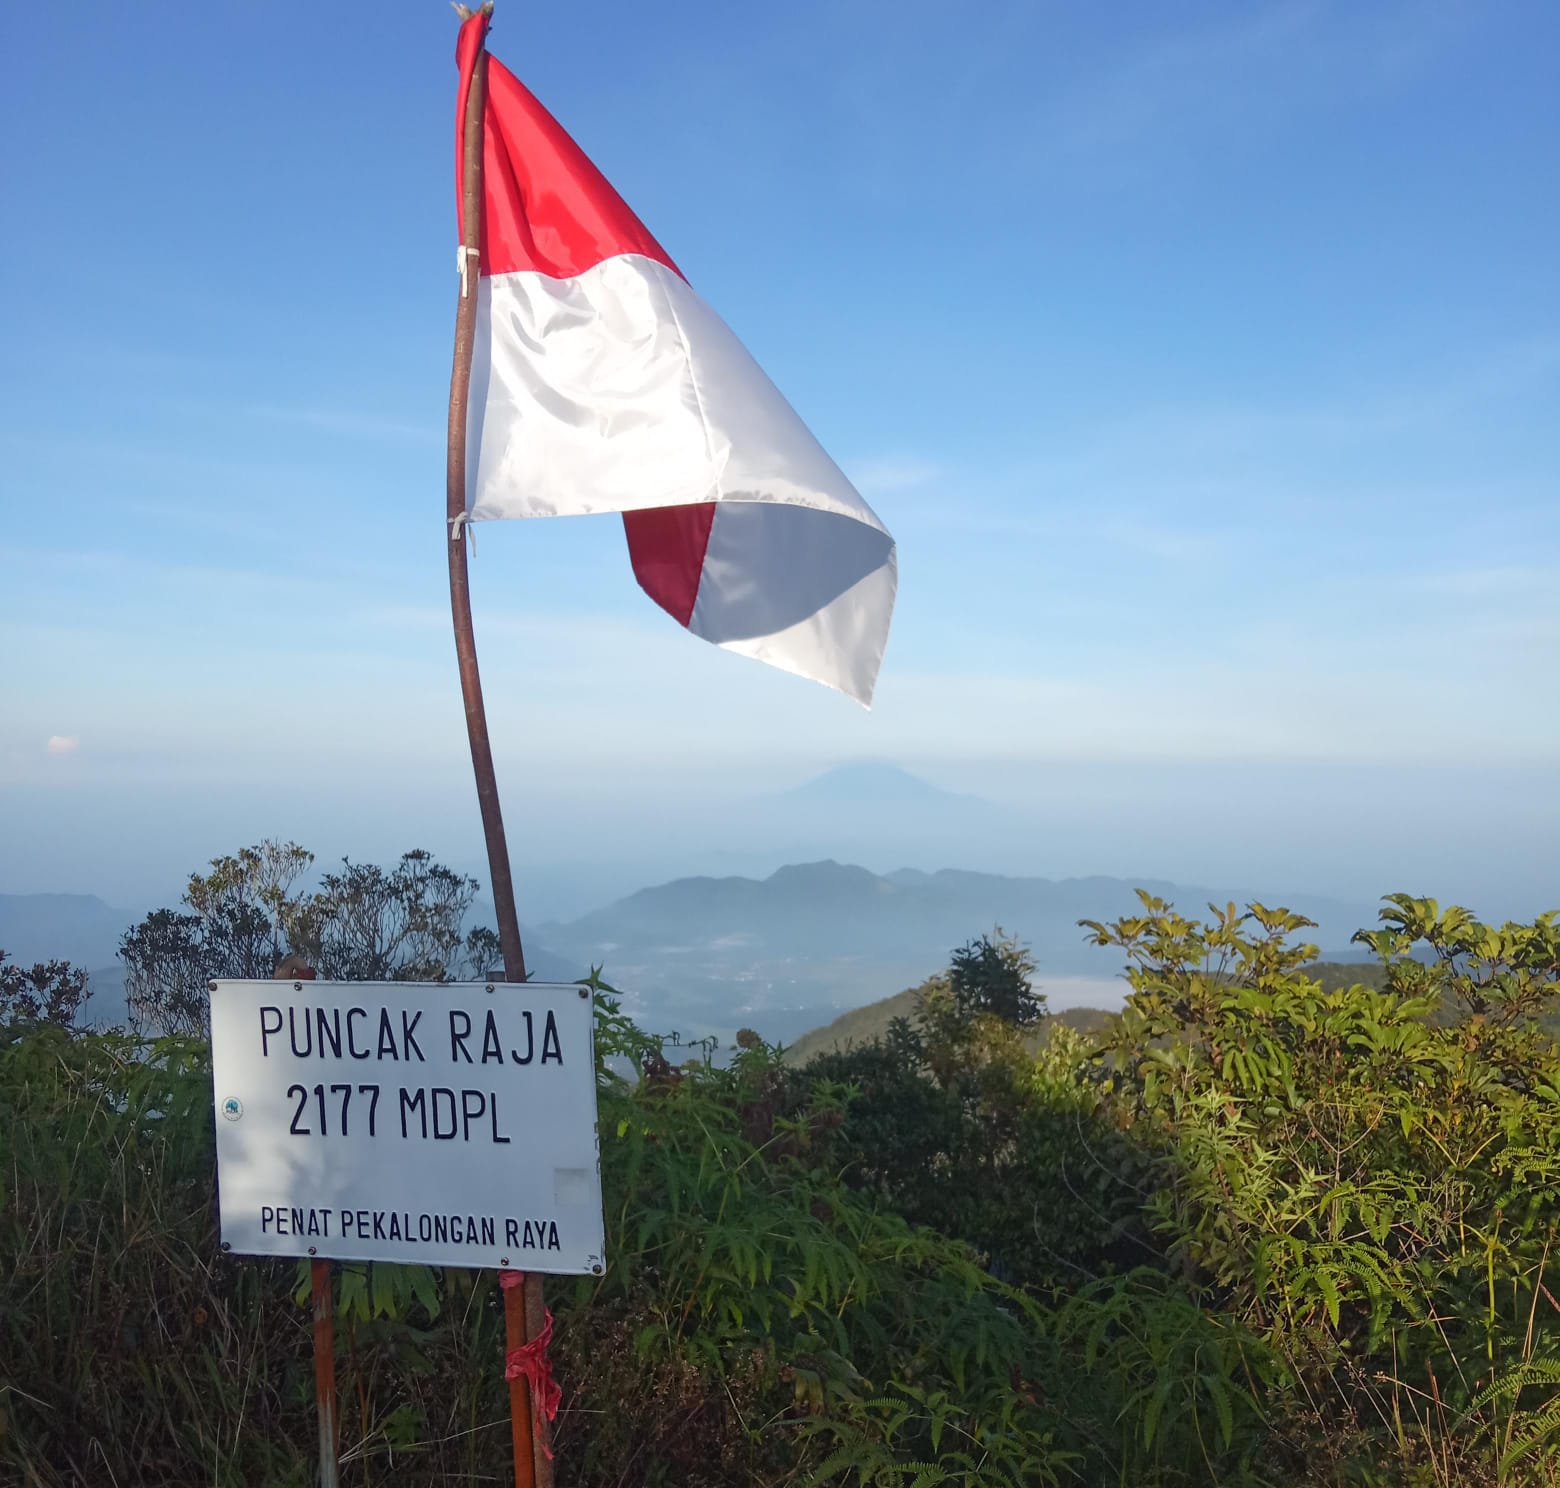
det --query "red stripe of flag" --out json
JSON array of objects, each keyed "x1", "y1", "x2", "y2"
[
  {"x1": 456, "y1": 15, "x2": 712, "y2": 629},
  {"x1": 456, "y1": 18, "x2": 679, "y2": 281}
]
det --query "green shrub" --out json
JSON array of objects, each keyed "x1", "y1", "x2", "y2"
[
  {"x1": 1081, "y1": 894, "x2": 1560, "y2": 1485},
  {"x1": 6, "y1": 893, "x2": 1558, "y2": 1487},
  {"x1": 1, "y1": 989, "x2": 1073, "y2": 1486}
]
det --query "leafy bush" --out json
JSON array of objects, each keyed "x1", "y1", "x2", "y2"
[
  {"x1": 1079, "y1": 894, "x2": 1560, "y2": 1484},
  {"x1": 120, "y1": 841, "x2": 502, "y2": 1034},
  {"x1": 806, "y1": 898, "x2": 1560, "y2": 1484},
  {"x1": 6, "y1": 891, "x2": 1558, "y2": 1486},
  {"x1": 1, "y1": 988, "x2": 1072, "y2": 1485},
  {"x1": 0, "y1": 949, "x2": 89, "y2": 1026},
  {"x1": 806, "y1": 978, "x2": 1157, "y2": 1293}
]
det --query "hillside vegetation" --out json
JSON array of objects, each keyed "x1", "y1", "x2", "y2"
[
  {"x1": 785, "y1": 986, "x2": 1114, "y2": 1065},
  {"x1": 784, "y1": 960, "x2": 1389, "y2": 1065},
  {"x1": 3, "y1": 852, "x2": 1559, "y2": 1487}
]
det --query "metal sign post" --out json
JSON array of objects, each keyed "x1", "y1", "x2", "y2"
[
  {"x1": 312, "y1": 1258, "x2": 339, "y2": 1488},
  {"x1": 210, "y1": 977, "x2": 604, "y2": 1483}
]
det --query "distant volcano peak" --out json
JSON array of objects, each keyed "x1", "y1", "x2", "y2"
[{"x1": 782, "y1": 761, "x2": 968, "y2": 806}]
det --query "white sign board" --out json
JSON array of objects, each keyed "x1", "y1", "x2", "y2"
[{"x1": 209, "y1": 980, "x2": 605, "y2": 1274}]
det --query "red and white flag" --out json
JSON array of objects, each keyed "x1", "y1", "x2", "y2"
[{"x1": 454, "y1": 16, "x2": 895, "y2": 705}]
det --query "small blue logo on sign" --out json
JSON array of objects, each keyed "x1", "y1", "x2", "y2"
[{"x1": 222, "y1": 1097, "x2": 243, "y2": 1122}]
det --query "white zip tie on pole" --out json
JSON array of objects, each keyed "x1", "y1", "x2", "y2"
[
  {"x1": 457, "y1": 244, "x2": 480, "y2": 298},
  {"x1": 450, "y1": 511, "x2": 476, "y2": 554}
]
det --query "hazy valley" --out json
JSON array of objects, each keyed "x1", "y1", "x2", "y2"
[{"x1": 2, "y1": 764, "x2": 1392, "y2": 1047}]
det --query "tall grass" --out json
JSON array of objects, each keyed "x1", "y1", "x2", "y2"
[
  {"x1": 8, "y1": 904, "x2": 1558, "y2": 1487},
  {"x1": 2, "y1": 1009, "x2": 1093, "y2": 1485}
]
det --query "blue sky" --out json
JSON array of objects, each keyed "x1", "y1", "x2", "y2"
[{"x1": 2, "y1": 0, "x2": 1557, "y2": 912}]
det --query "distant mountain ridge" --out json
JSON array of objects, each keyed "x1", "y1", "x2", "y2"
[
  {"x1": 0, "y1": 893, "x2": 128, "y2": 970},
  {"x1": 4, "y1": 836, "x2": 1383, "y2": 1049},
  {"x1": 529, "y1": 859, "x2": 1380, "y2": 1046},
  {"x1": 0, "y1": 894, "x2": 134, "y2": 1029},
  {"x1": 540, "y1": 859, "x2": 1375, "y2": 966}
]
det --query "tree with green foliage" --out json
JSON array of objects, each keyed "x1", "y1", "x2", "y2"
[
  {"x1": 0, "y1": 949, "x2": 89, "y2": 1027},
  {"x1": 120, "y1": 840, "x2": 500, "y2": 1035},
  {"x1": 948, "y1": 926, "x2": 1044, "y2": 1026},
  {"x1": 809, "y1": 935, "x2": 1149, "y2": 1295}
]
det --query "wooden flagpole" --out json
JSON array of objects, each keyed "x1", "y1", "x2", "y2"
[{"x1": 447, "y1": 6, "x2": 552, "y2": 1484}]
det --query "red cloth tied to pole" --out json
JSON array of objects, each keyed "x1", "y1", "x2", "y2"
[{"x1": 504, "y1": 1306, "x2": 561, "y2": 1456}]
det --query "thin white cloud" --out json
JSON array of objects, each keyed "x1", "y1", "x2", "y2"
[
  {"x1": 0, "y1": 542, "x2": 403, "y2": 600},
  {"x1": 246, "y1": 404, "x2": 442, "y2": 445},
  {"x1": 1043, "y1": 0, "x2": 1474, "y2": 164},
  {"x1": 1394, "y1": 566, "x2": 1560, "y2": 600},
  {"x1": 46, "y1": 735, "x2": 79, "y2": 756},
  {"x1": 847, "y1": 456, "x2": 943, "y2": 498},
  {"x1": 1014, "y1": 338, "x2": 1560, "y2": 485},
  {"x1": 1052, "y1": 3, "x2": 1321, "y2": 154}
]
